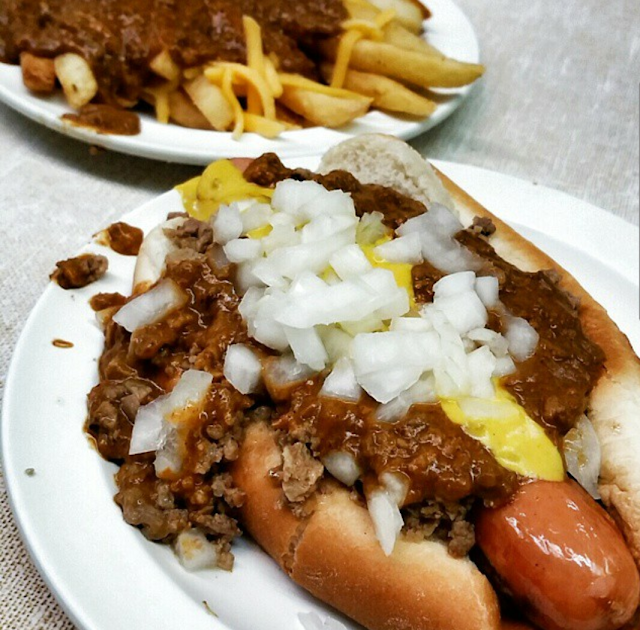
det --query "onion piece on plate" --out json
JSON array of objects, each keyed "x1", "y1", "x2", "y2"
[{"x1": 174, "y1": 529, "x2": 219, "y2": 571}]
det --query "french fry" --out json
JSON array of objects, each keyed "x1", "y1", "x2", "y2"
[
  {"x1": 54, "y1": 53, "x2": 98, "y2": 109},
  {"x1": 321, "y1": 64, "x2": 436, "y2": 117},
  {"x1": 20, "y1": 52, "x2": 56, "y2": 93},
  {"x1": 320, "y1": 38, "x2": 484, "y2": 88},
  {"x1": 383, "y1": 21, "x2": 444, "y2": 57},
  {"x1": 206, "y1": 63, "x2": 276, "y2": 120},
  {"x1": 343, "y1": 0, "x2": 442, "y2": 57},
  {"x1": 149, "y1": 49, "x2": 181, "y2": 82},
  {"x1": 279, "y1": 85, "x2": 371, "y2": 128},
  {"x1": 343, "y1": 0, "x2": 444, "y2": 57},
  {"x1": 367, "y1": 0, "x2": 428, "y2": 33},
  {"x1": 142, "y1": 78, "x2": 180, "y2": 123},
  {"x1": 244, "y1": 113, "x2": 290, "y2": 138},
  {"x1": 168, "y1": 90, "x2": 213, "y2": 129},
  {"x1": 183, "y1": 74, "x2": 234, "y2": 131}
]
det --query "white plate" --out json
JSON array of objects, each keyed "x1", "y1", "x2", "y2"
[
  {"x1": 0, "y1": 0, "x2": 479, "y2": 164},
  {"x1": 3, "y1": 161, "x2": 639, "y2": 630}
]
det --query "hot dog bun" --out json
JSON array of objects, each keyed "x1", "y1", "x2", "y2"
[
  {"x1": 229, "y1": 135, "x2": 640, "y2": 629},
  {"x1": 232, "y1": 421, "x2": 501, "y2": 630}
]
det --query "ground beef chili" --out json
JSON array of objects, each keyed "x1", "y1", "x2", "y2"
[
  {"x1": 98, "y1": 221, "x2": 144, "y2": 255},
  {"x1": 86, "y1": 251, "x2": 255, "y2": 568},
  {"x1": 89, "y1": 291, "x2": 127, "y2": 312},
  {"x1": 0, "y1": 0, "x2": 345, "y2": 130},
  {"x1": 244, "y1": 153, "x2": 427, "y2": 229},
  {"x1": 86, "y1": 156, "x2": 605, "y2": 565},
  {"x1": 456, "y1": 230, "x2": 605, "y2": 438},
  {"x1": 50, "y1": 253, "x2": 108, "y2": 288},
  {"x1": 62, "y1": 104, "x2": 141, "y2": 135}
]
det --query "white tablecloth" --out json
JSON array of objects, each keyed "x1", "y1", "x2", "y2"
[{"x1": 1, "y1": 0, "x2": 638, "y2": 627}]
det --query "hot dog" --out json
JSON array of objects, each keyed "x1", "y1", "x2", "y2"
[
  {"x1": 476, "y1": 479, "x2": 640, "y2": 630},
  {"x1": 91, "y1": 134, "x2": 640, "y2": 630}
]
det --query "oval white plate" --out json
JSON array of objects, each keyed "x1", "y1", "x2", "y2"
[
  {"x1": 0, "y1": 0, "x2": 479, "y2": 164},
  {"x1": 3, "y1": 161, "x2": 639, "y2": 630}
]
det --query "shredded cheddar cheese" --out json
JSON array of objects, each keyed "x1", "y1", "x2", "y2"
[
  {"x1": 243, "y1": 15, "x2": 267, "y2": 115},
  {"x1": 222, "y1": 68, "x2": 245, "y2": 138},
  {"x1": 331, "y1": 8, "x2": 396, "y2": 88},
  {"x1": 278, "y1": 73, "x2": 370, "y2": 100}
]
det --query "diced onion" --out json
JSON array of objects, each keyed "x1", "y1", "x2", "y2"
[
  {"x1": 113, "y1": 279, "x2": 187, "y2": 332},
  {"x1": 563, "y1": 415, "x2": 602, "y2": 499},
  {"x1": 262, "y1": 354, "x2": 316, "y2": 401},
  {"x1": 505, "y1": 315, "x2": 539, "y2": 362},
  {"x1": 234, "y1": 260, "x2": 266, "y2": 294},
  {"x1": 317, "y1": 326, "x2": 352, "y2": 363},
  {"x1": 320, "y1": 357, "x2": 362, "y2": 402},
  {"x1": 223, "y1": 237, "x2": 262, "y2": 263},
  {"x1": 241, "y1": 202, "x2": 272, "y2": 233},
  {"x1": 493, "y1": 355, "x2": 516, "y2": 377},
  {"x1": 357, "y1": 366, "x2": 423, "y2": 404},
  {"x1": 329, "y1": 244, "x2": 372, "y2": 279},
  {"x1": 356, "y1": 211, "x2": 388, "y2": 245},
  {"x1": 433, "y1": 271, "x2": 476, "y2": 298},
  {"x1": 154, "y1": 432, "x2": 183, "y2": 477},
  {"x1": 129, "y1": 369, "x2": 212, "y2": 477},
  {"x1": 262, "y1": 224, "x2": 299, "y2": 254},
  {"x1": 212, "y1": 203, "x2": 243, "y2": 244},
  {"x1": 467, "y1": 346, "x2": 496, "y2": 399},
  {"x1": 284, "y1": 325, "x2": 328, "y2": 370},
  {"x1": 380, "y1": 471, "x2": 408, "y2": 506},
  {"x1": 389, "y1": 316, "x2": 432, "y2": 332},
  {"x1": 373, "y1": 233, "x2": 422, "y2": 264},
  {"x1": 224, "y1": 344, "x2": 263, "y2": 394},
  {"x1": 366, "y1": 483, "x2": 404, "y2": 556},
  {"x1": 322, "y1": 450, "x2": 361, "y2": 486},
  {"x1": 397, "y1": 204, "x2": 480, "y2": 274},
  {"x1": 129, "y1": 395, "x2": 170, "y2": 455},
  {"x1": 375, "y1": 395, "x2": 411, "y2": 423},
  {"x1": 467, "y1": 327, "x2": 509, "y2": 357},
  {"x1": 174, "y1": 529, "x2": 219, "y2": 571},
  {"x1": 168, "y1": 369, "x2": 214, "y2": 411},
  {"x1": 433, "y1": 291, "x2": 487, "y2": 336},
  {"x1": 475, "y1": 275, "x2": 499, "y2": 308}
]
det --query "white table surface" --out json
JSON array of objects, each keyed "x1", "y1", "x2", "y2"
[{"x1": 1, "y1": 0, "x2": 639, "y2": 628}]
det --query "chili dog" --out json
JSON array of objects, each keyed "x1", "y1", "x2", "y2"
[{"x1": 92, "y1": 134, "x2": 640, "y2": 630}]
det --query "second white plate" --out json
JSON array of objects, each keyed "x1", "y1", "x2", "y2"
[{"x1": 0, "y1": 0, "x2": 479, "y2": 164}]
